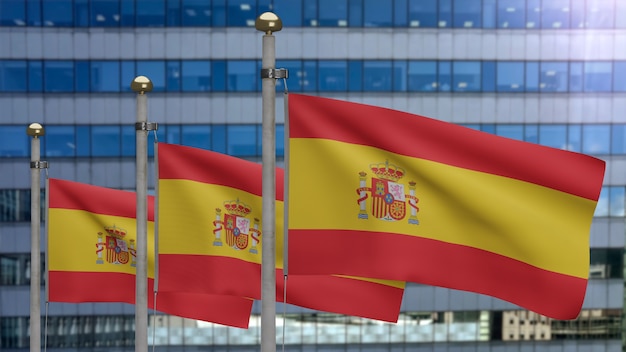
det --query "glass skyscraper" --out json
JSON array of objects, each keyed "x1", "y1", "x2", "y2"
[{"x1": 1, "y1": 0, "x2": 625, "y2": 350}]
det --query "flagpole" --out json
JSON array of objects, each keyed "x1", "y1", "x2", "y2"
[
  {"x1": 131, "y1": 76, "x2": 154, "y2": 352},
  {"x1": 27, "y1": 123, "x2": 46, "y2": 352},
  {"x1": 255, "y1": 12, "x2": 282, "y2": 352}
]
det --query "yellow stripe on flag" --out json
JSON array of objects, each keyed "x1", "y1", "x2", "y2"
[
  {"x1": 289, "y1": 138, "x2": 595, "y2": 279},
  {"x1": 48, "y1": 209, "x2": 155, "y2": 277}
]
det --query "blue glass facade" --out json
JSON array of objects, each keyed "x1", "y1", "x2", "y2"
[
  {"x1": 1, "y1": 0, "x2": 625, "y2": 351},
  {"x1": 2, "y1": 0, "x2": 626, "y2": 29}
]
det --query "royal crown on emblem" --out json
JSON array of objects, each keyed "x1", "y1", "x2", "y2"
[
  {"x1": 223, "y1": 199, "x2": 252, "y2": 217},
  {"x1": 370, "y1": 160, "x2": 405, "y2": 182},
  {"x1": 105, "y1": 225, "x2": 127, "y2": 238}
]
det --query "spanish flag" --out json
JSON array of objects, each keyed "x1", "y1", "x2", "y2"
[
  {"x1": 287, "y1": 94, "x2": 606, "y2": 320},
  {"x1": 47, "y1": 178, "x2": 253, "y2": 328},
  {"x1": 158, "y1": 143, "x2": 405, "y2": 322}
]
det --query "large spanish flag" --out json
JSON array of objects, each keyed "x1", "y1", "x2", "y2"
[
  {"x1": 287, "y1": 94, "x2": 606, "y2": 320},
  {"x1": 158, "y1": 143, "x2": 405, "y2": 322},
  {"x1": 47, "y1": 178, "x2": 253, "y2": 328}
]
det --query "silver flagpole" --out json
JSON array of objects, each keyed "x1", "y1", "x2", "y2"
[
  {"x1": 131, "y1": 76, "x2": 154, "y2": 352},
  {"x1": 27, "y1": 122, "x2": 46, "y2": 352},
  {"x1": 255, "y1": 12, "x2": 282, "y2": 352}
]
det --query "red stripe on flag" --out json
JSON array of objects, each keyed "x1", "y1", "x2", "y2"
[
  {"x1": 48, "y1": 271, "x2": 252, "y2": 328},
  {"x1": 158, "y1": 254, "x2": 261, "y2": 299},
  {"x1": 48, "y1": 179, "x2": 155, "y2": 221},
  {"x1": 288, "y1": 94, "x2": 605, "y2": 201},
  {"x1": 288, "y1": 229, "x2": 587, "y2": 320}
]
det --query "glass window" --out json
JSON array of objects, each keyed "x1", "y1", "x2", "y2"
[
  {"x1": 276, "y1": 124, "x2": 284, "y2": 157},
  {"x1": 91, "y1": 61, "x2": 120, "y2": 92},
  {"x1": 363, "y1": 61, "x2": 392, "y2": 91},
  {"x1": 482, "y1": 61, "x2": 496, "y2": 91},
  {"x1": 438, "y1": 61, "x2": 451, "y2": 91},
  {"x1": 541, "y1": 0, "x2": 569, "y2": 29},
  {"x1": 166, "y1": 0, "x2": 181, "y2": 26},
  {"x1": 27, "y1": 0, "x2": 42, "y2": 26},
  {"x1": 540, "y1": 62, "x2": 568, "y2": 92},
  {"x1": 525, "y1": 62, "x2": 539, "y2": 92},
  {"x1": 569, "y1": 0, "x2": 585, "y2": 28},
  {"x1": 45, "y1": 125, "x2": 76, "y2": 157},
  {"x1": 525, "y1": 0, "x2": 540, "y2": 28},
  {"x1": 584, "y1": 62, "x2": 612, "y2": 92},
  {"x1": 273, "y1": 0, "x2": 302, "y2": 27},
  {"x1": 75, "y1": 125, "x2": 90, "y2": 157},
  {"x1": 0, "y1": 61, "x2": 27, "y2": 92},
  {"x1": 524, "y1": 124, "x2": 538, "y2": 144},
  {"x1": 586, "y1": 0, "x2": 614, "y2": 29},
  {"x1": 227, "y1": 125, "x2": 256, "y2": 156},
  {"x1": 318, "y1": 61, "x2": 347, "y2": 91},
  {"x1": 211, "y1": 124, "x2": 227, "y2": 153},
  {"x1": 181, "y1": 125, "x2": 211, "y2": 150},
  {"x1": 495, "y1": 124, "x2": 523, "y2": 141},
  {"x1": 121, "y1": 125, "x2": 134, "y2": 157},
  {"x1": 42, "y1": 0, "x2": 73, "y2": 26},
  {"x1": 567, "y1": 125, "x2": 582, "y2": 152},
  {"x1": 302, "y1": 60, "x2": 317, "y2": 92},
  {"x1": 617, "y1": 1, "x2": 626, "y2": 28},
  {"x1": 44, "y1": 61, "x2": 74, "y2": 92},
  {"x1": 497, "y1": 62, "x2": 524, "y2": 92},
  {"x1": 28, "y1": 61, "x2": 43, "y2": 92},
  {"x1": 137, "y1": 61, "x2": 166, "y2": 92},
  {"x1": 75, "y1": 61, "x2": 90, "y2": 92},
  {"x1": 583, "y1": 125, "x2": 610, "y2": 155},
  {"x1": 1, "y1": 0, "x2": 26, "y2": 26},
  {"x1": 166, "y1": 61, "x2": 181, "y2": 91},
  {"x1": 120, "y1": 61, "x2": 135, "y2": 92},
  {"x1": 408, "y1": 61, "x2": 437, "y2": 91},
  {"x1": 0, "y1": 126, "x2": 28, "y2": 156},
  {"x1": 393, "y1": 61, "x2": 407, "y2": 91},
  {"x1": 612, "y1": 124, "x2": 626, "y2": 154},
  {"x1": 539, "y1": 125, "x2": 567, "y2": 150},
  {"x1": 594, "y1": 186, "x2": 609, "y2": 217},
  {"x1": 569, "y1": 62, "x2": 583, "y2": 92},
  {"x1": 408, "y1": 0, "x2": 437, "y2": 27},
  {"x1": 498, "y1": 0, "x2": 525, "y2": 28},
  {"x1": 227, "y1": 60, "x2": 256, "y2": 92},
  {"x1": 482, "y1": 0, "x2": 496, "y2": 28},
  {"x1": 91, "y1": 126, "x2": 121, "y2": 156},
  {"x1": 165, "y1": 124, "x2": 181, "y2": 144},
  {"x1": 609, "y1": 187, "x2": 625, "y2": 217},
  {"x1": 227, "y1": 0, "x2": 256, "y2": 26},
  {"x1": 613, "y1": 62, "x2": 626, "y2": 92},
  {"x1": 394, "y1": 0, "x2": 408, "y2": 27},
  {"x1": 453, "y1": 0, "x2": 481, "y2": 28},
  {"x1": 303, "y1": 0, "x2": 316, "y2": 26},
  {"x1": 90, "y1": 0, "x2": 120, "y2": 26},
  {"x1": 120, "y1": 0, "x2": 134, "y2": 25},
  {"x1": 136, "y1": 0, "x2": 166, "y2": 26},
  {"x1": 348, "y1": 60, "x2": 362, "y2": 91},
  {"x1": 181, "y1": 0, "x2": 212, "y2": 26},
  {"x1": 319, "y1": 0, "x2": 348, "y2": 26},
  {"x1": 182, "y1": 60, "x2": 211, "y2": 92},
  {"x1": 211, "y1": 60, "x2": 226, "y2": 91},
  {"x1": 363, "y1": 0, "x2": 392, "y2": 27},
  {"x1": 439, "y1": 0, "x2": 452, "y2": 27},
  {"x1": 452, "y1": 61, "x2": 480, "y2": 92},
  {"x1": 76, "y1": 0, "x2": 89, "y2": 27},
  {"x1": 212, "y1": 0, "x2": 227, "y2": 26},
  {"x1": 348, "y1": 0, "x2": 362, "y2": 26}
]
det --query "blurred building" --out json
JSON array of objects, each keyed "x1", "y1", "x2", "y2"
[{"x1": 0, "y1": 0, "x2": 625, "y2": 351}]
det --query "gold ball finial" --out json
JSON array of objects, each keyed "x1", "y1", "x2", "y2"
[
  {"x1": 26, "y1": 123, "x2": 45, "y2": 137},
  {"x1": 255, "y1": 12, "x2": 282, "y2": 34},
  {"x1": 130, "y1": 76, "x2": 153, "y2": 94}
]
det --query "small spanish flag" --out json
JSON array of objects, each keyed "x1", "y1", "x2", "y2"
[{"x1": 47, "y1": 178, "x2": 252, "y2": 328}]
